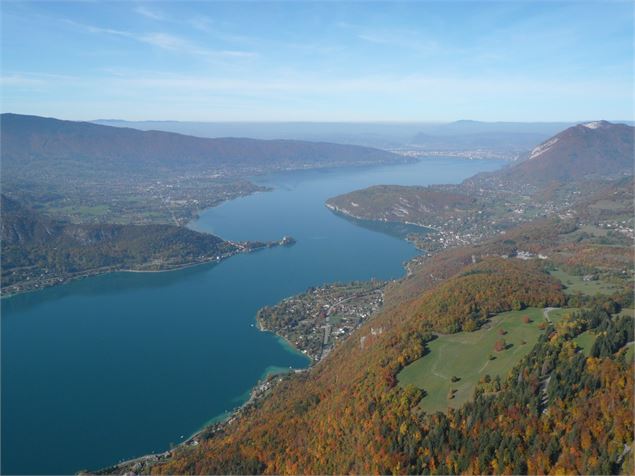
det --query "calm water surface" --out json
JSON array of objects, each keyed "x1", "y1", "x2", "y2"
[{"x1": 1, "y1": 158, "x2": 502, "y2": 474}]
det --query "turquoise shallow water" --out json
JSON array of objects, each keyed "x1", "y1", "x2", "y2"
[{"x1": 1, "y1": 158, "x2": 502, "y2": 475}]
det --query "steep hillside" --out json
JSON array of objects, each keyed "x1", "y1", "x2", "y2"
[
  {"x1": 496, "y1": 121, "x2": 634, "y2": 185},
  {"x1": 326, "y1": 185, "x2": 480, "y2": 230},
  {"x1": 1, "y1": 195, "x2": 237, "y2": 294}
]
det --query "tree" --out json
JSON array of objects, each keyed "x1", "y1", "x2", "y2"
[{"x1": 495, "y1": 339, "x2": 506, "y2": 352}]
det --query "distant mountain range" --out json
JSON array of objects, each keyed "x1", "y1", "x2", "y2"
[
  {"x1": 93, "y1": 118, "x2": 588, "y2": 151},
  {"x1": 0, "y1": 113, "x2": 408, "y2": 226},
  {"x1": 1, "y1": 114, "x2": 402, "y2": 175}
]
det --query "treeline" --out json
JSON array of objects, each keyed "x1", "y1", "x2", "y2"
[{"x1": 402, "y1": 257, "x2": 565, "y2": 333}]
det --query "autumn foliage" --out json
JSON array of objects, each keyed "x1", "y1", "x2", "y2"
[{"x1": 145, "y1": 253, "x2": 632, "y2": 476}]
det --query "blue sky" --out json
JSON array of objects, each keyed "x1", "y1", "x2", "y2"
[{"x1": 1, "y1": 1, "x2": 633, "y2": 121}]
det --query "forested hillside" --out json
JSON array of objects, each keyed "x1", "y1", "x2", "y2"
[
  {"x1": 106, "y1": 206, "x2": 633, "y2": 474},
  {"x1": 400, "y1": 258, "x2": 565, "y2": 333},
  {"x1": 1, "y1": 195, "x2": 237, "y2": 295}
]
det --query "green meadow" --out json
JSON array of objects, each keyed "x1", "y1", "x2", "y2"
[
  {"x1": 573, "y1": 331, "x2": 597, "y2": 356},
  {"x1": 549, "y1": 269, "x2": 619, "y2": 296},
  {"x1": 398, "y1": 307, "x2": 560, "y2": 414}
]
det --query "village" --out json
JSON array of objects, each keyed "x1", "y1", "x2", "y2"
[{"x1": 256, "y1": 280, "x2": 386, "y2": 362}]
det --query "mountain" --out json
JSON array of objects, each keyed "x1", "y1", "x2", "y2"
[
  {"x1": 494, "y1": 121, "x2": 634, "y2": 185},
  {"x1": 326, "y1": 122, "x2": 635, "y2": 251},
  {"x1": 1, "y1": 114, "x2": 402, "y2": 174},
  {"x1": 0, "y1": 114, "x2": 407, "y2": 226},
  {"x1": 92, "y1": 119, "x2": 426, "y2": 149},
  {"x1": 1, "y1": 195, "x2": 237, "y2": 295},
  {"x1": 92, "y1": 118, "x2": 580, "y2": 151}
]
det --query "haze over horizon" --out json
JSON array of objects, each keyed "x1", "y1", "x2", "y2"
[{"x1": 2, "y1": 1, "x2": 633, "y2": 123}]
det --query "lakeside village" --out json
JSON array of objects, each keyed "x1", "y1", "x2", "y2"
[
  {"x1": 384, "y1": 179, "x2": 633, "y2": 260},
  {"x1": 257, "y1": 280, "x2": 386, "y2": 362}
]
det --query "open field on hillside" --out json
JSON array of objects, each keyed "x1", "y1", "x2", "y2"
[
  {"x1": 620, "y1": 342, "x2": 634, "y2": 362},
  {"x1": 549, "y1": 268, "x2": 620, "y2": 295},
  {"x1": 398, "y1": 307, "x2": 561, "y2": 414},
  {"x1": 573, "y1": 331, "x2": 597, "y2": 356}
]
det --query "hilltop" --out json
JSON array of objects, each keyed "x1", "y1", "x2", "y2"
[{"x1": 492, "y1": 121, "x2": 634, "y2": 185}]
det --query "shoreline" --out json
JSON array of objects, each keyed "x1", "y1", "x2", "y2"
[
  {"x1": 324, "y1": 202, "x2": 441, "y2": 232},
  {"x1": 96, "y1": 280, "x2": 399, "y2": 474},
  {"x1": 1, "y1": 251, "x2": 231, "y2": 300},
  {"x1": 95, "y1": 354, "x2": 311, "y2": 475},
  {"x1": 1, "y1": 239, "x2": 291, "y2": 300}
]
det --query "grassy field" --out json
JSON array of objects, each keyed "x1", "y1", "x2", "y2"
[
  {"x1": 549, "y1": 269, "x2": 619, "y2": 296},
  {"x1": 620, "y1": 342, "x2": 634, "y2": 363},
  {"x1": 573, "y1": 330, "x2": 597, "y2": 356},
  {"x1": 398, "y1": 307, "x2": 557, "y2": 414},
  {"x1": 546, "y1": 307, "x2": 569, "y2": 325},
  {"x1": 48, "y1": 204, "x2": 111, "y2": 221},
  {"x1": 578, "y1": 224, "x2": 609, "y2": 237}
]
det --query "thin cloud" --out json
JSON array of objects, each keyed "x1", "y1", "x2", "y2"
[
  {"x1": 134, "y1": 6, "x2": 165, "y2": 21},
  {"x1": 95, "y1": 71, "x2": 631, "y2": 99},
  {"x1": 65, "y1": 19, "x2": 257, "y2": 59},
  {"x1": 189, "y1": 16, "x2": 214, "y2": 33}
]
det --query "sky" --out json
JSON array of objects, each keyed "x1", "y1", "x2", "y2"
[{"x1": 1, "y1": 1, "x2": 633, "y2": 122}]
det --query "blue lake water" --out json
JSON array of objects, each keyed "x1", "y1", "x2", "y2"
[{"x1": 1, "y1": 158, "x2": 503, "y2": 475}]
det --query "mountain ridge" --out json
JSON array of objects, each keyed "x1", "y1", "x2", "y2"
[{"x1": 1, "y1": 113, "x2": 402, "y2": 172}]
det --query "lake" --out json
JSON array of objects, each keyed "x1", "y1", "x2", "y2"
[{"x1": 1, "y1": 158, "x2": 503, "y2": 475}]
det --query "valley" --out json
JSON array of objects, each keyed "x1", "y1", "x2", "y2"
[
  {"x1": 2, "y1": 157, "x2": 499, "y2": 475},
  {"x1": 1, "y1": 114, "x2": 407, "y2": 226},
  {"x1": 2, "y1": 120, "x2": 633, "y2": 475},
  {"x1": 104, "y1": 122, "x2": 634, "y2": 475},
  {"x1": 2, "y1": 2, "x2": 633, "y2": 475}
]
